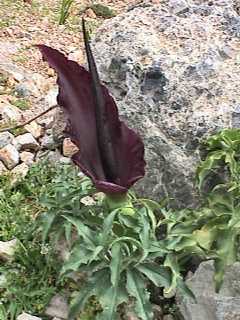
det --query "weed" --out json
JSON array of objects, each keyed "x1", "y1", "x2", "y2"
[
  {"x1": 59, "y1": 0, "x2": 74, "y2": 25},
  {"x1": 11, "y1": 98, "x2": 30, "y2": 110},
  {"x1": 89, "y1": 4, "x2": 116, "y2": 18}
]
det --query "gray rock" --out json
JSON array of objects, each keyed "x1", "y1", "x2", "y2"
[
  {"x1": 45, "y1": 294, "x2": 69, "y2": 319},
  {"x1": 36, "y1": 150, "x2": 71, "y2": 165},
  {"x1": 51, "y1": 108, "x2": 66, "y2": 144},
  {"x1": 0, "y1": 131, "x2": 14, "y2": 148},
  {"x1": 177, "y1": 261, "x2": 240, "y2": 320},
  {"x1": 92, "y1": 1, "x2": 240, "y2": 207},
  {"x1": 0, "y1": 239, "x2": 18, "y2": 261},
  {"x1": 40, "y1": 134, "x2": 58, "y2": 150},
  {"x1": 17, "y1": 313, "x2": 42, "y2": 320},
  {"x1": 14, "y1": 83, "x2": 31, "y2": 97},
  {"x1": 14, "y1": 133, "x2": 39, "y2": 151},
  {"x1": 0, "y1": 144, "x2": 19, "y2": 169},
  {"x1": 169, "y1": 0, "x2": 189, "y2": 15}
]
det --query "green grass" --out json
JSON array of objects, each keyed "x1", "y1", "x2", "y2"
[
  {"x1": 11, "y1": 98, "x2": 30, "y2": 110},
  {"x1": 0, "y1": 161, "x2": 100, "y2": 319}
]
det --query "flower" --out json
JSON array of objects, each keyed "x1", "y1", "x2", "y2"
[{"x1": 37, "y1": 19, "x2": 145, "y2": 194}]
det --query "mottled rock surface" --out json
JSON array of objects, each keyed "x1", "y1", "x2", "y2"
[
  {"x1": 0, "y1": 239, "x2": 18, "y2": 261},
  {"x1": 14, "y1": 133, "x2": 39, "y2": 151},
  {"x1": 0, "y1": 144, "x2": 19, "y2": 169},
  {"x1": 93, "y1": 0, "x2": 240, "y2": 207},
  {"x1": 45, "y1": 294, "x2": 69, "y2": 319},
  {"x1": 177, "y1": 261, "x2": 240, "y2": 320},
  {"x1": 0, "y1": 131, "x2": 14, "y2": 148},
  {"x1": 17, "y1": 313, "x2": 42, "y2": 320}
]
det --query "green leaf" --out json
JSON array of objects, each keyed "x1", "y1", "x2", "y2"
[
  {"x1": 100, "y1": 209, "x2": 119, "y2": 244},
  {"x1": 136, "y1": 263, "x2": 171, "y2": 288},
  {"x1": 196, "y1": 150, "x2": 225, "y2": 189},
  {"x1": 69, "y1": 282, "x2": 95, "y2": 319},
  {"x1": 193, "y1": 226, "x2": 216, "y2": 250},
  {"x1": 110, "y1": 242, "x2": 122, "y2": 286},
  {"x1": 96, "y1": 281, "x2": 128, "y2": 320},
  {"x1": 40, "y1": 212, "x2": 56, "y2": 242},
  {"x1": 126, "y1": 269, "x2": 153, "y2": 320},
  {"x1": 214, "y1": 229, "x2": 238, "y2": 291},
  {"x1": 63, "y1": 216, "x2": 97, "y2": 249},
  {"x1": 61, "y1": 245, "x2": 93, "y2": 275}
]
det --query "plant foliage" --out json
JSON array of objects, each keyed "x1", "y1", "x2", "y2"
[
  {"x1": 160, "y1": 129, "x2": 240, "y2": 291},
  {"x1": 59, "y1": 0, "x2": 74, "y2": 25},
  {"x1": 60, "y1": 195, "x2": 193, "y2": 320}
]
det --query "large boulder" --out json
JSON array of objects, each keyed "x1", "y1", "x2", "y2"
[
  {"x1": 177, "y1": 261, "x2": 240, "y2": 320},
  {"x1": 92, "y1": 0, "x2": 240, "y2": 207}
]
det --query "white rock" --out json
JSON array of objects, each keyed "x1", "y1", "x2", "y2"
[
  {"x1": 0, "y1": 274, "x2": 7, "y2": 287},
  {"x1": 0, "y1": 239, "x2": 18, "y2": 261},
  {"x1": 14, "y1": 133, "x2": 39, "y2": 151},
  {"x1": 11, "y1": 163, "x2": 29, "y2": 181},
  {"x1": 45, "y1": 294, "x2": 69, "y2": 319},
  {"x1": 0, "y1": 131, "x2": 14, "y2": 148},
  {"x1": 17, "y1": 313, "x2": 42, "y2": 320},
  {"x1": 20, "y1": 151, "x2": 35, "y2": 165},
  {"x1": 45, "y1": 87, "x2": 58, "y2": 107},
  {"x1": 25, "y1": 121, "x2": 44, "y2": 139},
  {"x1": 0, "y1": 144, "x2": 19, "y2": 169},
  {"x1": 0, "y1": 99, "x2": 22, "y2": 123}
]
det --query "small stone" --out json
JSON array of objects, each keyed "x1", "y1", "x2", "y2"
[
  {"x1": 85, "y1": 8, "x2": 97, "y2": 19},
  {"x1": 47, "y1": 68, "x2": 55, "y2": 77},
  {"x1": 45, "y1": 87, "x2": 58, "y2": 108},
  {"x1": 0, "y1": 131, "x2": 14, "y2": 148},
  {"x1": 20, "y1": 151, "x2": 35, "y2": 165},
  {"x1": 0, "y1": 161, "x2": 8, "y2": 174},
  {"x1": 14, "y1": 133, "x2": 39, "y2": 151},
  {"x1": 80, "y1": 196, "x2": 96, "y2": 206},
  {"x1": 169, "y1": 0, "x2": 189, "y2": 14},
  {"x1": 11, "y1": 163, "x2": 29, "y2": 182},
  {"x1": 17, "y1": 313, "x2": 42, "y2": 320},
  {"x1": 0, "y1": 99, "x2": 22, "y2": 123},
  {"x1": 153, "y1": 304, "x2": 163, "y2": 319},
  {"x1": 37, "y1": 116, "x2": 54, "y2": 129},
  {"x1": 0, "y1": 239, "x2": 18, "y2": 261},
  {"x1": 163, "y1": 315, "x2": 174, "y2": 320},
  {"x1": 0, "y1": 144, "x2": 19, "y2": 169},
  {"x1": 41, "y1": 134, "x2": 58, "y2": 150},
  {"x1": 63, "y1": 138, "x2": 79, "y2": 157},
  {"x1": 45, "y1": 294, "x2": 69, "y2": 319},
  {"x1": 52, "y1": 108, "x2": 66, "y2": 143},
  {"x1": 125, "y1": 312, "x2": 140, "y2": 320},
  {"x1": 25, "y1": 121, "x2": 44, "y2": 139}
]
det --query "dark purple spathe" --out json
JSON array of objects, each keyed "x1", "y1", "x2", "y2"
[{"x1": 37, "y1": 36, "x2": 145, "y2": 194}]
